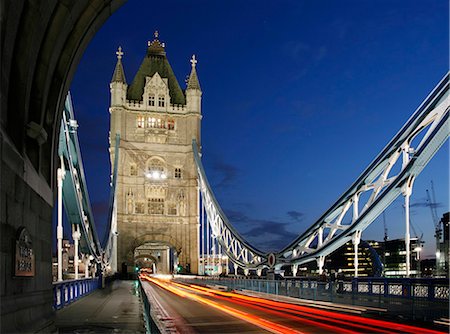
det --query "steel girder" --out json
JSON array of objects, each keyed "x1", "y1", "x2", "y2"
[
  {"x1": 193, "y1": 141, "x2": 267, "y2": 268},
  {"x1": 193, "y1": 73, "x2": 450, "y2": 271},
  {"x1": 102, "y1": 133, "x2": 120, "y2": 268},
  {"x1": 58, "y1": 93, "x2": 119, "y2": 268}
]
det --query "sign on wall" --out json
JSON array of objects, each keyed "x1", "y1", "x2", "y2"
[{"x1": 15, "y1": 227, "x2": 35, "y2": 277}]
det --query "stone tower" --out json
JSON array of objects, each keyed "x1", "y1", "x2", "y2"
[{"x1": 109, "y1": 32, "x2": 202, "y2": 274}]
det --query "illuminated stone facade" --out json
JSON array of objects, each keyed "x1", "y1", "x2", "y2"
[{"x1": 109, "y1": 33, "x2": 202, "y2": 274}]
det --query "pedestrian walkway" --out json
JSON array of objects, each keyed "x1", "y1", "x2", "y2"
[{"x1": 54, "y1": 280, "x2": 145, "y2": 333}]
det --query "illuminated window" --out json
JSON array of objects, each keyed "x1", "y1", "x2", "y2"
[
  {"x1": 137, "y1": 116, "x2": 145, "y2": 128},
  {"x1": 148, "y1": 95, "x2": 155, "y2": 106},
  {"x1": 148, "y1": 159, "x2": 164, "y2": 173},
  {"x1": 148, "y1": 198, "x2": 164, "y2": 215},
  {"x1": 175, "y1": 168, "x2": 182, "y2": 179},
  {"x1": 167, "y1": 119, "x2": 175, "y2": 130},
  {"x1": 130, "y1": 164, "x2": 137, "y2": 176},
  {"x1": 147, "y1": 117, "x2": 165, "y2": 129},
  {"x1": 158, "y1": 96, "x2": 165, "y2": 107}
]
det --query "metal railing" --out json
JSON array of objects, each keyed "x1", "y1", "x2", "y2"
[
  {"x1": 175, "y1": 276, "x2": 449, "y2": 321},
  {"x1": 53, "y1": 277, "x2": 100, "y2": 310}
]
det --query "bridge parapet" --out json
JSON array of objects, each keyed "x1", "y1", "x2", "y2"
[
  {"x1": 175, "y1": 276, "x2": 448, "y2": 322},
  {"x1": 53, "y1": 277, "x2": 100, "y2": 310}
]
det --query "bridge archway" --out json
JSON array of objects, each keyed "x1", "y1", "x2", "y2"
[
  {"x1": 1, "y1": 2, "x2": 126, "y2": 332},
  {"x1": 134, "y1": 254, "x2": 158, "y2": 273},
  {"x1": 122, "y1": 233, "x2": 183, "y2": 275}
]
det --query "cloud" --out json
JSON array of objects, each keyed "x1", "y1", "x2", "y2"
[
  {"x1": 287, "y1": 210, "x2": 304, "y2": 222},
  {"x1": 211, "y1": 160, "x2": 239, "y2": 188},
  {"x1": 224, "y1": 209, "x2": 299, "y2": 252},
  {"x1": 283, "y1": 41, "x2": 310, "y2": 60}
]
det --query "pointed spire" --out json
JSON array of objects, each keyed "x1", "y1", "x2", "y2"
[
  {"x1": 187, "y1": 54, "x2": 201, "y2": 90},
  {"x1": 111, "y1": 46, "x2": 126, "y2": 83}
]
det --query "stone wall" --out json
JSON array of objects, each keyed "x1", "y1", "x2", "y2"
[{"x1": 1, "y1": 134, "x2": 53, "y2": 333}]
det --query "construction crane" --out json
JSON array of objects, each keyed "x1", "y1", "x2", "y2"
[
  {"x1": 426, "y1": 180, "x2": 442, "y2": 276},
  {"x1": 382, "y1": 212, "x2": 388, "y2": 275}
]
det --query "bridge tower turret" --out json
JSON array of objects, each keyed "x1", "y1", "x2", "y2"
[
  {"x1": 109, "y1": 32, "x2": 202, "y2": 275},
  {"x1": 110, "y1": 46, "x2": 127, "y2": 107}
]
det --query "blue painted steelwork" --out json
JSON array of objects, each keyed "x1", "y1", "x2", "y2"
[
  {"x1": 53, "y1": 277, "x2": 100, "y2": 310},
  {"x1": 58, "y1": 92, "x2": 120, "y2": 266},
  {"x1": 102, "y1": 133, "x2": 120, "y2": 265},
  {"x1": 59, "y1": 92, "x2": 102, "y2": 259},
  {"x1": 193, "y1": 73, "x2": 450, "y2": 271}
]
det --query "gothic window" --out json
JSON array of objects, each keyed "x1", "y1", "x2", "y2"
[
  {"x1": 148, "y1": 198, "x2": 164, "y2": 215},
  {"x1": 168, "y1": 203, "x2": 177, "y2": 215},
  {"x1": 148, "y1": 117, "x2": 156, "y2": 128},
  {"x1": 130, "y1": 163, "x2": 137, "y2": 176},
  {"x1": 148, "y1": 95, "x2": 155, "y2": 106},
  {"x1": 148, "y1": 159, "x2": 164, "y2": 172},
  {"x1": 155, "y1": 118, "x2": 163, "y2": 129},
  {"x1": 167, "y1": 119, "x2": 175, "y2": 130},
  {"x1": 137, "y1": 116, "x2": 145, "y2": 128},
  {"x1": 146, "y1": 158, "x2": 167, "y2": 180},
  {"x1": 158, "y1": 96, "x2": 165, "y2": 107},
  {"x1": 175, "y1": 168, "x2": 182, "y2": 179},
  {"x1": 135, "y1": 202, "x2": 145, "y2": 214}
]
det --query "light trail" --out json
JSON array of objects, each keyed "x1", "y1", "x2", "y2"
[
  {"x1": 141, "y1": 275, "x2": 446, "y2": 334},
  {"x1": 140, "y1": 275, "x2": 304, "y2": 334},
  {"x1": 187, "y1": 283, "x2": 446, "y2": 334},
  {"x1": 171, "y1": 283, "x2": 384, "y2": 334},
  {"x1": 178, "y1": 281, "x2": 446, "y2": 334}
]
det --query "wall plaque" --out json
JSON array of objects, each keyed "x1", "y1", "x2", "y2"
[{"x1": 15, "y1": 227, "x2": 35, "y2": 277}]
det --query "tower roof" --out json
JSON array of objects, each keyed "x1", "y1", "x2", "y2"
[
  {"x1": 111, "y1": 46, "x2": 126, "y2": 83},
  {"x1": 127, "y1": 32, "x2": 186, "y2": 105},
  {"x1": 187, "y1": 55, "x2": 201, "y2": 91}
]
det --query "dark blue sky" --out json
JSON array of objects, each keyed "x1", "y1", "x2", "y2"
[{"x1": 66, "y1": 0, "x2": 448, "y2": 258}]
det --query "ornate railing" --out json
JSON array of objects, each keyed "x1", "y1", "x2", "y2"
[{"x1": 53, "y1": 277, "x2": 100, "y2": 310}]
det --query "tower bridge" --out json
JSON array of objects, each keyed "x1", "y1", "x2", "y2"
[
  {"x1": 51, "y1": 35, "x2": 450, "y2": 332},
  {"x1": 1, "y1": 3, "x2": 449, "y2": 332}
]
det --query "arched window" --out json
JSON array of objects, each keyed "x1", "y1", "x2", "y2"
[
  {"x1": 148, "y1": 198, "x2": 164, "y2": 215},
  {"x1": 136, "y1": 115, "x2": 145, "y2": 128},
  {"x1": 174, "y1": 168, "x2": 181, "y2": 179},
  {"x1": 146, "y1": 158, "x2": 167, "y2": 180},
  {"x1": 158, "y1": 96, "x2": 165, "y2": 107},
  {"x1": 167, "y1": 119, "x2": 175, "y2": 130},
  {"x1": 135, "y1": 202, "x2": 145, "y2": 214},
  {"x1": 130, "y1": 163, "x2": 137, "y2": 176},
  {"x1": 148, "y1": 117, "x2": 156, "y2": 128},
  {"x1": 168, "y1": 203, "x2": 177, "y2": 215},
  {"x1": 148, "y1": 95, "x2": 155, "y2": 106}
]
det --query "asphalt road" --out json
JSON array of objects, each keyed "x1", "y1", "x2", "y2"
[{"x1": 141, "y1": 280, "x2": 269, "y2": 333}]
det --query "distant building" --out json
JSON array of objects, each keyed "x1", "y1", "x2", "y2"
[
  {"x1": 200, "y1": 255, "x2": 229, "y2": 276},
  {"x1": 436, "y1": 212, "x2": 449, "y2": 277},
  {"x1": 52, "y1": 239, "x2": 77, "y2": 281},
  {"x1": 420, "y1": 258, "x2": 436, "y2": 277},
  {"x1": 326, "y1": 240, "x2": 383, "y2": 277},
  {"x1": 383, "y1": 238, "x2": 422, "y2": 277}
]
